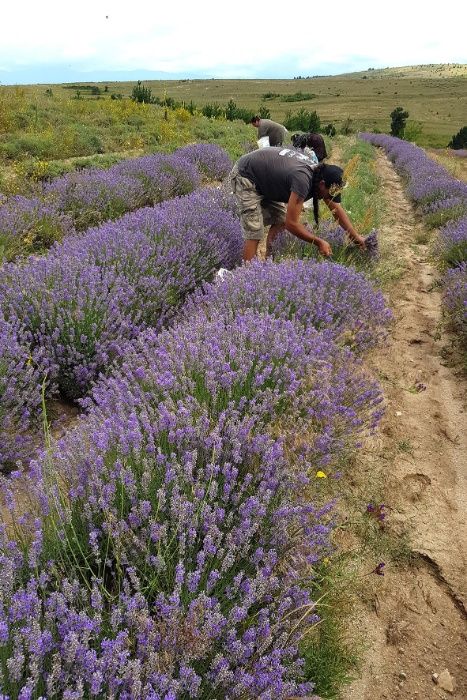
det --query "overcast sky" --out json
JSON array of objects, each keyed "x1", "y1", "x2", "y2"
[{"x1": 1, "y1": 0, "x2": 466, "y2": 84}]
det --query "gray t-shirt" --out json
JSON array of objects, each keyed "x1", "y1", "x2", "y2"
[
  {"x1": 257, "y1": 119, "x2": 288, "y2": 146},
  {"x1": 238, "y1": 147, "x2": 318, "y2": 202}
]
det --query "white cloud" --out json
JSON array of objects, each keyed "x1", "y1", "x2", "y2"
[{"x1": 1, "y1": 0, "x2": 466, "y2": 78}]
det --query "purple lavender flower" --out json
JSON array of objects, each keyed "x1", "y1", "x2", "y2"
[
  {"x1": 0, "y1": 312, "x2": 46, "y2": 470},
  {"x1": 359, "y1": 133, "x2": 467, "y2": 227},
  {"x1": 0, "y1": 187, "x2": 243, "y2": 402},
  {"x1": 433, "y1": 216, "x2": 467, "y2": 268},
  {"x1": 184, "y1": 259, "x2": 393, "y2": 354},
  {"x1": 0, "y1": 195, "x2": 75, "y2": 262},
  {"x1": 366, "y1": 503, "x2": 386, "y2": 522},
  {"x1": 442, "y1": 262, "x2": 467, "y2": 345},
  {"x1": 174, "y1": 143, "x2": 233, "y2": 181},
  {"x1": 44, "y1": 152, "x2": 203, "y2": 230},
  {"x1": 272, "y1": 223, "x2": 379, "y2": 266}
]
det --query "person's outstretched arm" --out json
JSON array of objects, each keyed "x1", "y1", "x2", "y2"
[
  {"x1": 285, "y1": 193, "x2": 332, "y2": 256},
  {"x1": 325, "y1": 200, "x2": 366, "y2": 248}
]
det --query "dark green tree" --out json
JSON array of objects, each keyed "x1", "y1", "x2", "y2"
[
  {"x1": 307, "y1": 110, "x2": 321, "y2": 132},
  {"x1": 284, "y1": 108, "x2": 320, "y2": 132},
  {"x1": 390, "y1": 106, "x2": 409, "y2": 137},
  {"x1": 225, "y1": 99, "x2": 237, "y2": 121},
  {"x1": 131, "y1": 81, "x2": 153, "y2": 104},
  {"x1": 258, "y1": 105, "x2": 271, "y2": 119},
  {"x1": 448, "y1": 126, "x2": 467, "y2": 149},
  {"x1": 201, "y1": 103, "x2": 223, "y2": 118}
]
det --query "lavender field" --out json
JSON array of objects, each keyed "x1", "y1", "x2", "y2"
[{"x1": 0, "y1": 134, "x2": 466, "y2": 699}]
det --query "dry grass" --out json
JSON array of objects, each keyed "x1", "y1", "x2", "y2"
[{"x1": 28, "y1": 63, "x2": 467, "y2": 148}]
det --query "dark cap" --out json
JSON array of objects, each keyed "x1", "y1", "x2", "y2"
[{"x1": 320, "y1": 164, "x2": 344, "y2": 203}]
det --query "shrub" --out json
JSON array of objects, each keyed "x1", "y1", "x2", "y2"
[
  {"x1": 174, "y1": 143, "x2": 232, "y2": 180},
  {"x1": 131, "y1": 80, "x2": 153, "y2": 104},
  {"x1": 0, "y1": 312, "x2": 45, "y2": 470},
  {"x1": 448, "y1": 126, "x2": 467, "y2": 150},
  {"x1": 0, "y1": 187, "x2": 242, "y2": 401},
  {"x1": 272, "y1": 224, "x2": 379, "y2": 270},
  {"x1": 433, "y1": 216, "x2": 467, "y2": 268},
  {"x1": 201, "y1": 103, "x2": 224, "y2": 119},
  {"x1": 0, "y1": 195, "x2": 75, "y2": 262},
  {"x1": 0, "y1": 312, "x2": 340, "y2": 697},
  {"x1": 184, "y1": 259, "x2": 393, "y2": 355},
  {"x1": 390, "y1": 107, "x2": 409, "y2": 137},
  {"x1": 284, "y1": 108, "x2": 321, "y2": 133},
  {"x1": 442, "y1": 263, "x2": 467, "y2": 347}
]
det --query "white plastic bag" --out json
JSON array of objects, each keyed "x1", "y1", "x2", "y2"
[
  {"x1": 257, "y1": 136, "x2": 270, "y2": 148},
  {"x1": 215, "y1": 268, "x2": 233, "y2": 282}
]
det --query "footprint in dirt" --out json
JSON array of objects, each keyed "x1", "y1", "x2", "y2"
[{"x1": 402, "y1": 473, "x2": 432, "y2": 502}]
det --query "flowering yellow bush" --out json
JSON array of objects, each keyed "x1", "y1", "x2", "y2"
[{"x1": 343, "y1": 154, "x2": 361, "y2": 186}]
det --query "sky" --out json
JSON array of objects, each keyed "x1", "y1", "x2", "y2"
[{"x1": 1, "y1": 0, "x2": 466, "y2": 85}]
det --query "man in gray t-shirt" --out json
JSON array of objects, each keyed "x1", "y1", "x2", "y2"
[
  {"x1": 251, "y1": 116, "x2": 288, "y2": 147},
  {"x1": 229, "y1": 146, "x2": 366, "y2": 261}
]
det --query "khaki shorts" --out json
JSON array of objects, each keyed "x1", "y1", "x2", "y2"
[{"x1": 230, "y1": 164, "x2": 287, "y2": 241}]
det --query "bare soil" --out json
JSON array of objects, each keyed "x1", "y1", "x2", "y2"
[{"x1": 341, "y1": 151, "x2": 467, "y2": 699}]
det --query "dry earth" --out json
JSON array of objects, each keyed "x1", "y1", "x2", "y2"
[{"x1": 340, "y1": 151, "x2": 467, "y2": 699}]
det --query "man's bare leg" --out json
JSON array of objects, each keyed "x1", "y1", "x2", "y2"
[{"x1": 243, "y1": 239, "x2": 260, "y2": 262}]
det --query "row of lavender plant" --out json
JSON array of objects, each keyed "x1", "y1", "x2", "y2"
[
  {"x1": 0, "y1": 186, "x2": 243, "y2": 470},
  {"x1": 271, "y1": 220, "x2": 379, "y2": 269},
  {"x1": 0, "y1": 144, "x2": 233, "y2": 262},
  {"x1": 359, "y1": 133, "x2": 467, "y2": 349},
  {"x1": 0, "y1": 254, "x2": 391, "y2": 696}
]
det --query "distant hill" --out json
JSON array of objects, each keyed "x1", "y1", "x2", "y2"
[{"x1": 339, "y1": 63, "x2": 467, "y2": 79}]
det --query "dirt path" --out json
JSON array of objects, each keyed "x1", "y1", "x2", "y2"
[{"x1": 341, "y1": 151, "x2": 467, "y2": 699}]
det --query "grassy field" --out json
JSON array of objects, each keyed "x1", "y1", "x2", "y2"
[
  {"x1": 35, "y1": 63, "x2": 467, "y2": 147},
  {"x1": 0, "y1": 63, "x2": 465, "y2": 195}
]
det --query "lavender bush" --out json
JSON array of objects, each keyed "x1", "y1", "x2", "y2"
[
  {"x1": 1, "y1": 145, "x2": 232, "y2": 260},
  {"x1": 85, "y1": 310, "x2": 383, "y2": 469},
  {"x1": 56, "y1": 188, "x2": 242, "y2": 332},
  {"x1": 432, "y1": 215, "x2": 467, "y2": 269},
  {"x1": 43, "y1": 168, "x2": 149, "y2": 231},
  {"x1": 360, "y1": 132, "x2": 467, "y2": 345},
  {"x1": 360, "y1": 133, "x2": 467, "y2": 226},
  {"x1": 0, "y1": 256, "x2": 138, "y2": 401},
  {"x1": 112, "y1": 153, "x2": 201, "y2": 206},
  {"x1": 174, "y1": 143, "x2": 233, "y2": 181},
  {"x1": 422, "y1": 195, "x2": 467, "y2": 229},
  {"x1": 0, "y1": 188, "x2": 242, "y2": 403},
  {"x1": 272, "y1": 221, "x2": 379, "y2": 268},
  {"x1": 0, "y1": 311, "x2": 352, "y2": 697},
  {"x1": 0, "y1": 313, "x2": 45, "y2": 470},
  {"x1": 0, "y1": 195, "x2": 75, "y2": 262},
  {"x1": 442, "y1": 263, "x2": 467, "y2": 348},
  {"x1": 43, "y1": 148, "x2": 227, "y2": 230},
  {"x1": 184, "y1": 259, "x2": 393, "y2": 355}
]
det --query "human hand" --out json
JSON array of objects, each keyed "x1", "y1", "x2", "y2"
[
  {"x1": 353, "y1": 234, "x2": 366, "y2": 249},
  {"x1": 316, "y1": 239, "x2": 332, "y2": 257}
]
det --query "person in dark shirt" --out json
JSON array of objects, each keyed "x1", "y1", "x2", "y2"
[
  {"x1": 251, "y1": 116, "x2": 288, "y2": 147},
  {"x1": 292, "y1": 132, "x2": 328, "y2": 162},
  {"x1": 229, "y1": 146, "x2": 365, "y2": 261}
]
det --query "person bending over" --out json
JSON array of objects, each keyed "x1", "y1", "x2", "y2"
[
  {"x1": 291, "y1": 132, "x2": 328, "y2": 162},
  {"x1": 229, "y1": 146, "x2": 365, "y2": 262},
  {"x1": 251, "y1": 116, "x2": 288, "y2": 147}
]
